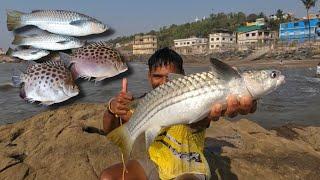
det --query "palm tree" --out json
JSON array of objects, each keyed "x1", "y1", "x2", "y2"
[{"x1": 301, "y1": 0, "x2": 318, "y2": 44}]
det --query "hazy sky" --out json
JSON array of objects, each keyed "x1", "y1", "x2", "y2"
[{"x1": 0, "y1": 0, "x2": 318, "y2": 50}]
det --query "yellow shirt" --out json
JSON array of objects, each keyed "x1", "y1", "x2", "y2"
[{"x1": 148, "y1": 124, "x2": 210, "y2": 180}]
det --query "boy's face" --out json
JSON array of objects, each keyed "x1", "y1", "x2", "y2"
[{"x1": 148, "y1": 63, "x2": 180, "y2": 89}]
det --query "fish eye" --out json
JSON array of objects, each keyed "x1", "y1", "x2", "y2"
[{"x1": 270, "y1": 71, "x2": 277, "y2": 78}]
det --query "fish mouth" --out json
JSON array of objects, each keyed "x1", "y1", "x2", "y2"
[{"x1": 276, "y1": 75, "x2": 285, "y2": 87}]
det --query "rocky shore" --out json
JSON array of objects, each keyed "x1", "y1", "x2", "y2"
[{"x1": 0, "y1": 103, "x2": 319, "y2": 180}]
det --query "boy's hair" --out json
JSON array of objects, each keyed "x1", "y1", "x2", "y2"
[{"x1": 148, "y1": 47, "x2": 185, "y2": 74}]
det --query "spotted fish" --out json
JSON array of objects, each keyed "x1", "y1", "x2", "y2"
[
  {"x1": 12, "y1": 61, "x2": 79, "y2": 105},
  {"x1": 106, "y1": 58, "x2": 286, "y2": 159},
  {"x1": 59, "y1": 42, "x2": 128, "y2": 81}
]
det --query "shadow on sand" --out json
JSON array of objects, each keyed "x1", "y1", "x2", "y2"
[{"x1": 205, "y1": 137, "x2": 238, "y2": 180}]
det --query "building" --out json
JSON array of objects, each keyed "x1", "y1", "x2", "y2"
[
  {"x1": 279, "y1": 18, "x2": 320, "y2": 42},
  {"x1": 209, "y1": 30, "x2": 235, "y2": 51},
  {"x1": 132, "y1": 35, "x2": 157, "y2": 55},
  {"x1": 173, "y1": 37, "x2": 208, "y2": 55},
  {"x1": 0, "y1": 48, "x2": 4, "y2": 55},
  {"x1": 237, "y1": 25, "x2": 276, "y2": 46},
  {"x1": 245, "y1": 18, "x2": 266, "y2": 27}
]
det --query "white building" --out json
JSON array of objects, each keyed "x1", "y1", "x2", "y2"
[
  {"x1": 209, "y1": 31, "x2": 235, "y2": 50},
  {"x1": 0, "y1": 48, "x2": 4, "y2": 55},
  {"x1": 173, "y1": 37, "x2": 208, "y2": 55}
]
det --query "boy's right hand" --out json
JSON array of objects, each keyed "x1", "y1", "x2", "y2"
[{"x1": 109, "y1": 78, "x2": 133, "y2": 123}]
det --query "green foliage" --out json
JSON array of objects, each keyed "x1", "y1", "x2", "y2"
[
  {"x1": 301, "y1": 0, "x2": 317, "y2": 9},
  {"x1": 108, "y1": 10, "x2": 292, "y2": 47}
]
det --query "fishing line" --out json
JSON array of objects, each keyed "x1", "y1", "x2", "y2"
[{"x1": 119, "y1": 117, "x2": 128, "y2": 180}]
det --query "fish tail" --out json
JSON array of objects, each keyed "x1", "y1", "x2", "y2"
[
  {"x1": 12, "y1": 35, "x2": 26, "y2": 45},
  {"x1": 7, "y1": 10, "x2": 25, "y2": 31},
  {"x1": 6, "y1": 48, "x2": 14, "y2": 56},
  {"x1": 11, "y1": 68, "x2": 22, "y2": 87},
  {"x1": 106, "y1": 124, "x2": 134, "y2": 160}
]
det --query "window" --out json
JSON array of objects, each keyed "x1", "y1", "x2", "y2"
[
  {"x1": 192, "y1": 42, "x2": 195, "y2": 44},
  {"x1": 187, "y1": 42, "x2": 190, "y2": 44},
  {"x1": 246, "y1": 33, "x2": 249, "y2": 37},
  {"x1": 258, "y1": 32, "x2": 263, "y2": 36},
  {"x1": 211, "y1": 38, "x2": 214, "y2": 41},
  {"x1": 294, "y1": 22, "x2": 299, "y2": 27},
  {"x1": 216, "y1": 45, "x2": 220, "y2": 47},
  {"x1": 175, "y1": 43, "x2": 178, "y2": 45},
  {"x1": 265, "y1": 32, "x2": 269, "y2": 36},
  {"x1": 216, "y1": 38, "x2": 220, "y2": 40},
  {"x1": 230, "y1": 38, "x2": 233, "y2": 41},
  {"x1": 211, "y1": 45, "x2": 214, "y2": 48},
  {"x1": 222, "y1": 38, "x2": 225, "y2": 41},
  {"x1": 252, "y1": 33, "x2": 256, "y2": 36}
]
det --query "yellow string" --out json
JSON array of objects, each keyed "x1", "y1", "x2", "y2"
[{"x1": 119, "y1": 118, "x2": 128, "y2": 180}]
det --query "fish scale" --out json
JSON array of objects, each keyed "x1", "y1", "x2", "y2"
[{"x1": 129, "y1": 72, "x2": 220, "y2": 133}]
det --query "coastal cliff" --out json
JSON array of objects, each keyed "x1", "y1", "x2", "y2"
[{"x1": 0, "y1": 103, "x2": 319, "y2": 180}]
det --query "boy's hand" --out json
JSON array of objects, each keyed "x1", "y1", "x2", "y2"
[
  {"x1": 109, "y1": 78, "x2": 133, "y2": 123},
  {"x1": 208, "y1": 95, "x2": 257, "y2": 121}
]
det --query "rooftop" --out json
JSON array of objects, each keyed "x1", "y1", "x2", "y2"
[{"x1": 236, "y1": 25, "x2": 264, "y2": 33}]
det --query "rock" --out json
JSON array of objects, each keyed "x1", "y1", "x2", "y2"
[{"x1": 0, "y1": 103, "x2": 319, "y2": 179}]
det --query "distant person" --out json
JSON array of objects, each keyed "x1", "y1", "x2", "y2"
[{"x1": 100, "y1": 47, "x2": 257, "y2": 180}]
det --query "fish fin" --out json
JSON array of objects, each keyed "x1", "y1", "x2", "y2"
[
  {"x1": 69, "y1": 20, "x2": 87, "y2": 26},
  {"x1": 12, "y1": 35, "x2": 26, "y2": 45},
  {"x1": 106, "y1": 124, "x2": 133, "y2": 160},
  {"x1": 145, "y1": 126, "x2": 162, "y2": 150},
  {"x1": 59, "y1": 52, "x2": 73, "y2": 68},
  {"x1": 56, "y1": 40, "x2": 70, "y2": 45},
  {"x1": 209, "y1": 58, "x2": 241, "y2": 80},
  {"x1": 11, "y1": 68, "x2": 23, "y2": 87},
  {"x1": 6, "y1": 10, "x2": 25, "y2": 31},
  {"x1": 31, "y1": 10, "x2": 42, "y2": 13},
  {"x1": 6, "y1": 48, "x2": 14, "y2": 56},
  {"x1": 30, "y1": 49, "x2": 42, "y2": 55},
  {"x1": 168, "y1": 73, "x2": 185, "y2": 81},
  {"x1": 95, "y1": 76, "x2": 109, "y2": 82},
  {"x1": 70, "y1": 65, "x2": 80, "y2": 80},
  {"x1": 40, "y1": 101, "x2": 55, "y2": 106}
]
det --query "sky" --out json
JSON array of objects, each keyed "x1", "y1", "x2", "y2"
[{"x1": 0, "y1": 0, "x2": 319, "y2": 50}]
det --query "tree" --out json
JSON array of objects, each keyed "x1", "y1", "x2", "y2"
[
  {"x1": 247, "y1": 13, "x2": 258, "y2": 22},
  {"x1": 276, "y1": 9, "x2": 284, "y2": 20},
  {"x1": 301, "y1": 0, "x2": 318, "y2": 44}
]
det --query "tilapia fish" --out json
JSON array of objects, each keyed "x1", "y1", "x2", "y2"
[
  {"x1": 12, "y1": 61, "x2": 79, "y2": 105},
  {"x1": 107, "y1": 58, "x2": 285, "y2": 158},
  {"x1": 12, "y1": 33, "x2": 84, "y2": 51},
  {"x1": 7, "y1": 10, "x2": 107, "y2": 36},
  {"x1": 59, "y1": 42, "x2": 128, "y2": 81},
  {"x1": 6, "y1": 48, "x2": 49, "y2": 61}
]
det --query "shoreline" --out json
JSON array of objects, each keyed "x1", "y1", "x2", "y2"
[{"x1": 129, "y1": 59, "x2": 320, "y2": 69}]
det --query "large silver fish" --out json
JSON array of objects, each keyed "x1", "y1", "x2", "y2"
[
  {"x1": 59, "y1": 42, "x2": 128, "y2": 81},
  {"x1": 12, "y1": 33, "x2": 84, "y2": 51},
  {"x1": 12, "y1": 61, "x2": 79, "y2": 105},
  {"x1": 107, "y1": 58, "x2": 285, "y2": 158},
  {"x1": 7, "y1": 10, "x2": 107, "y2": 36},
  {"x1": 6, "y1": 48, "x2": 49, "y2": 61}
]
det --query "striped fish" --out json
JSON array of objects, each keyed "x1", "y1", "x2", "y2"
[{"x1": 107, "y1": 58, "x2": 285, "y2": 158}]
